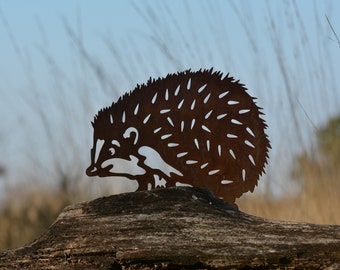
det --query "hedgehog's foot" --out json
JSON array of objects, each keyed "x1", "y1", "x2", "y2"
[{"x1": 153, "y1": 175, "x2": 167, "y2": 188}]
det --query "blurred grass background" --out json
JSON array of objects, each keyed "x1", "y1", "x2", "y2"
[{"x1": 0, "y1": 1, "x2": 339, "y2": 251}]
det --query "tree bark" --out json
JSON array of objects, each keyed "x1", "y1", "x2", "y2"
[{"x1": 0, "y1": 187, "x2": 339, "y2": 269}]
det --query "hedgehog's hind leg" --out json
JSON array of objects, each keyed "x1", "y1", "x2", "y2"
[
  {"x1": 221, "y1": 196, "x2": 239, "y2": 210},
  {"x1": 226, "y1": 201, "x2": 239, "y2": 210}
]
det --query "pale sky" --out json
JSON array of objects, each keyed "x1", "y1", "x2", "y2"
[{"x1": 0, "y1": 0, "x2": 339, "y2": 198}]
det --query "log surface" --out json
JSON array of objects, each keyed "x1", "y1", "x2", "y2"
[{"x1": 0, "y1": 187, "x2": 339, "y2": 269}]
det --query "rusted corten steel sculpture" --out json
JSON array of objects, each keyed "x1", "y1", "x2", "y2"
[{"x1": 86, "y1": 69, "x2": 270, "y2": 205}]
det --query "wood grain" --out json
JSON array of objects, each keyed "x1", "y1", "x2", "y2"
[{"x1": 1, "y1": 187, "x2": 339, "y2": 269}]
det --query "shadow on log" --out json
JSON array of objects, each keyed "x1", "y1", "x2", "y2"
[{"x1": 0, "y1": 187, "x2": 339, "y2": 269}]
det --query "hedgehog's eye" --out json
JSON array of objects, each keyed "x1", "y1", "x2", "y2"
[
  {"x1": 109, "y1": 147, "x2": 115, "y2": 155},
  {"x1": 109, "y1": 140, "x2": 120, "y2": 156}
]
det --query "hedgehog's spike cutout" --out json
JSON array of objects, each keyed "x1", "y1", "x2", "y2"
[
  {"x1": 204, "y1": 93, "x2": 211, "y2": 104},
  {"x1": 86, "y1": 69, "x2": 271, "y2": 207},
  {"x1": 205, "y1": 110, "x2": 213, "y2": 119},
  {"x1": 209, "y1": 169, "x2": 220, "y2": 175},
  {"x1": 161, "y1": 134, "x2": 172, "y2": 140},
  {"x1": 200, "y1": 163, "x2": 209, "y2": 169},
  {"x1": 191, "y1": 119, "x2": 196, "y2": 129},
  {"x1": 217, "y1": 145, "x2": 222, "y2": 156},
  {"x1": 228, "y1": 100, "x2": 240, "y2": 105},
  {"x1": 206, "y1": 140, "x2": 210, "y2": 151},
  {"x1": 154, "y1": 127, "x2": 162, "y2": 133},
  {"x1": 245, "y1": 140, "x2": 255, "y2": 148},
  {"x1": 242, "y1": 169, "x2": 246, "y2": 181},
  {"x1": 219, "y1": 91, "x2": 229, "y2": 99},
  {"x1": 174, "y1": 85, "x2": 180, "y2": 96},
  {"x1": 187, "y1": 78, "x2": 191, "y2": 89},
  {"x1": 227, "y1": 133, "x2": 238, "y2": 139},
  {"x1": 178, "y1": 99, "x2": 184, "y2": 109},
  {"x1": 152, "y1": 92, "x2": 158, "y2": 104},
  {"x1": 194, "y1": 138, "x2": 199, "y2": 150},
  {"x1": 191, "y1": 99, "x2": 196, "y2": 110},
  {"x1": 143, "y1": 114, "x2": 151, "y2": 124},
  {"x1": 239, "y1": 109, "x2": 250, "y2": 114},
  {"x1": 248, "y1": 154, "x2": 256, "y2": 166},
  {"x1": 177, "y1": 152, "x2": 188, "y2": 158},
  {"x1": 231, "y1": 119, "x2": 242, "y2": 125},
  {"x1": 229, "y1": 149, "x2": 236, "y2": 160},
  {"x1": 167, "y1": 117, "x2": 174, "y2": 127},
  {"x1": 165, "y1": 88, "x2": 169, "y2": 101},
  {"x1": 180, "y1": 121, "x2": 185, "y2": 132},
  {"x1": 134, "y1": 104, "x2": 139, "y2": 115},
  {"x1": 246, "y1": 127, "x2": 255, "y2": 137},
  {"x1": 168, "y1": 143, "x2": 179, "y2": 147},
  {"x1": 201, "y1": 125, "x2": 211, "y2": 133},
  {"x1": 197, "y1": 83, "x2": 207, "y2": 93},
  {"x1": 221, "y1": 180, "x2": 233, "y2": 185},
  {"x1": 217, "y1": 113, "x2": 227, "y2": 120},
  {"x1": 160, "y1": 109, "x2": 171, "y2": 114},
  {"x1": 122, "y1": 111, "x2": 126, "y2": 123}
]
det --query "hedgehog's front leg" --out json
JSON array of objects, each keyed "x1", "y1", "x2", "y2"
[
  {"x1": 136, "y1": 173, "x2": 173, "y2": 191},
  {"x1": 135, "y1": 173, "x2": 157, "y2": 191},
  {"x1": 153, "y1": 175, "x2": 167, "y2": 188},
  {"x1": 136, "y1": 145, "x2": 183, "y2": 189},
  {"x1": 134, "y1": 164, "x2": 176, "y2": 191}
]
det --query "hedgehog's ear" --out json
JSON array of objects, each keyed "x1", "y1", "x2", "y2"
[{"x1": 123, "y1": 127, "x2": 139, "y2": 145}]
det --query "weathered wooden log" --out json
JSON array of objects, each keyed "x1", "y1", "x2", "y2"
[{"x1": 0, "y1": 187, "x2": 339, "y2": 269}]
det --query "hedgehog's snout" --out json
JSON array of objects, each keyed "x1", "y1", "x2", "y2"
[
  {"x1": 86, "y1": 164, "x2": 98, "y2": 176},
  {"x1": 86, "y1": 163, "x2": 114, "y2": 177}
]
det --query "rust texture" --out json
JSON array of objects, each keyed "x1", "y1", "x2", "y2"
[{"x1": 86, "y1": 69, "x2": 270, "y2": 205}]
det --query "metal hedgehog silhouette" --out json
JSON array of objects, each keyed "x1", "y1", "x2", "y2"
[{"x1": 86, "y1": 69, "x2": 270, "y2": 205}]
